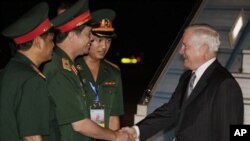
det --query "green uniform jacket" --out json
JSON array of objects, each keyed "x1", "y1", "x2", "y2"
[
  {"x1": 43, "y1": 47, "x2": 91, "y2": 141},
  {"x1": 0, "y1": 53, "x2": 60, "y2": 141},
  {"x1": 75, "y1": 58, "x2": 124, "y2": 128}
]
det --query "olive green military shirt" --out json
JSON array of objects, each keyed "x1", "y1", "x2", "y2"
[
  {"x1": 0, "y1": 53, "x2": 60, "y2": 141},
  {"x1": 75, "y1": 58, "x2": 124, "y2": 128},
  {"x1": 43, "y1": 47, "x2": 91, "y2": 141}
]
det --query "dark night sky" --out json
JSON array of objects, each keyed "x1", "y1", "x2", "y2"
[{"x1": 0, "y1": 0, "x2": 199, "y2": 104}]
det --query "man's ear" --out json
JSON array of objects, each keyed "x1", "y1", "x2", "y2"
[
  {"x1": 200, "y1": 44, "x2": 209, "y2": 53},
  {"x1": 32, "y1": 36, "x2": 43, "y2": 49},
  {"x1": 201, "y1": 44, "x2": 212, "y2": 59},
  {"x1": 67, "y1": 31, "x2": 75, "y2": 41}
]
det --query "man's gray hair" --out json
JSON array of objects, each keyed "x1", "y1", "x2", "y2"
[{"x1": 186, "y1": 24, "x2": 221, "y2": 52}]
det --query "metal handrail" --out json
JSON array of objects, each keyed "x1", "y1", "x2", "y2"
[{"x1": 138, "y1": 0, "x2": 204, "y2": 105}]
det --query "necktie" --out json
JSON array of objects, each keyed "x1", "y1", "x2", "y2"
[{"x1": 187, "y1": 73, "x2": 196, "y2": 98}]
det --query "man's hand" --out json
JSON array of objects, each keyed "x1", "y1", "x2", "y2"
[
  {"x1": 114, "y1": 130, "x2": 135, "y2": 141},
  {"x1": 23, "y1": 135, "x2": 42, "y2": 141},
  {"x1": 120, "y1": 127, "x2": 137, "y2": 139}
]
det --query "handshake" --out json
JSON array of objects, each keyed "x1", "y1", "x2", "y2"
[{"x1": 113, "y1": 126, "x2": 138, "y2": 141}]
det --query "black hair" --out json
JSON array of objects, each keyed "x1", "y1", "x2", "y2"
[{"x1": 54, "y1": 24, "x2": 86, "y2": 44}]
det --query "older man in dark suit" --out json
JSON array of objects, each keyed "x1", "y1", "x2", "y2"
[{"x1": 122, "y1": 24, "x2": 244, "y2": 141}]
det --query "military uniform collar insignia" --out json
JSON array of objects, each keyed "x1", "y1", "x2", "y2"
[
  {"x1": 76, "y1": 65, "x2": 82, "y2": 70},
  {"x1": 71, "y1": 65, "x2": 78, "y2": 75},
  {"x1": 62, "y1": 58, "x2": 79, "y2": 75}
]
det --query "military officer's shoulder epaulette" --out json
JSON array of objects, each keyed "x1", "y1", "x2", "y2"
[
  {"x1": 31, "y1": 64, "x2": 46, "y2": 79},
  {"x1": 61, "y1": 58, "x2": 72, "y2": 71},
  {"x1": 104, "y1": 59, "x2": 120, "y2": 70}
]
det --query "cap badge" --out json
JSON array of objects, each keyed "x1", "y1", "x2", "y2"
[{"x1": 92, "y1": 18, "x2": 114, "y2": 32}]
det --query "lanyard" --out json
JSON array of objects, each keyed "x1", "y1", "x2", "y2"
[{"x1": 89, "y1": 82, "x2": 99, "y2": 102}]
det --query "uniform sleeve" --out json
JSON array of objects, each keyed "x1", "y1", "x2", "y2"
[
  {"x1": 136, "y1": 72, "x2": 189, "y2": 141},
  {"x1": 110, "y1": 72, "x2": 124, "y2": 116},
  {"x1": 18, "y1": 77, "x2": 50, "y2": 137},
  {"x1": 47, "y1": 71, "x2": 88, "y2": 125}
]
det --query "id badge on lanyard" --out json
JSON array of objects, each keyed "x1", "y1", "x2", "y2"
[{"x1": 89, "y1": 82, "x2": 105, "y2": 127}]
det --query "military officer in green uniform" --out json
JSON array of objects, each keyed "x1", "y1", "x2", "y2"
[
  {"x1": 75, "y1": 9, "x2": 124, "y2": 132},
  {"x1": 43, "y1": 0, "x2": 132, "y2": 141},
  {"x1": 0, "y1": 2, "x2": 60, "y2": 141}
]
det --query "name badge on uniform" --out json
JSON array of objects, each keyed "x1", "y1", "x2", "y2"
[{"x1": 90, "y1": 101, "x2": 105, "y2": 127}]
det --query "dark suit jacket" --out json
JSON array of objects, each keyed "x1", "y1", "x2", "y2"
[{"x1": 137, "y1": 60, "x2": 244, "y2": 141}]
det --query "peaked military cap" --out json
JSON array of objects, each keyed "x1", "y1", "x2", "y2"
[
  {"x1": 52, "y1": 0, "x2": 96, "y2": 33},
  {"x1": 2, "y1": 2, "x2": 52, "y2": 44},
  {"x1": 91, "y1": 9, "x2": 116, "y2": 38}
]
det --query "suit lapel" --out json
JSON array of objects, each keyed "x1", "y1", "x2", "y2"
[
  {"x1": 178, "y1": 71, "x2": 193, "y2": 107},
  {"x1": 182, "y1": 78, "x2": 207, "y2": 108},
  {"x1": 181, "y1": 60, "x2": 219, "y2": 109}
]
